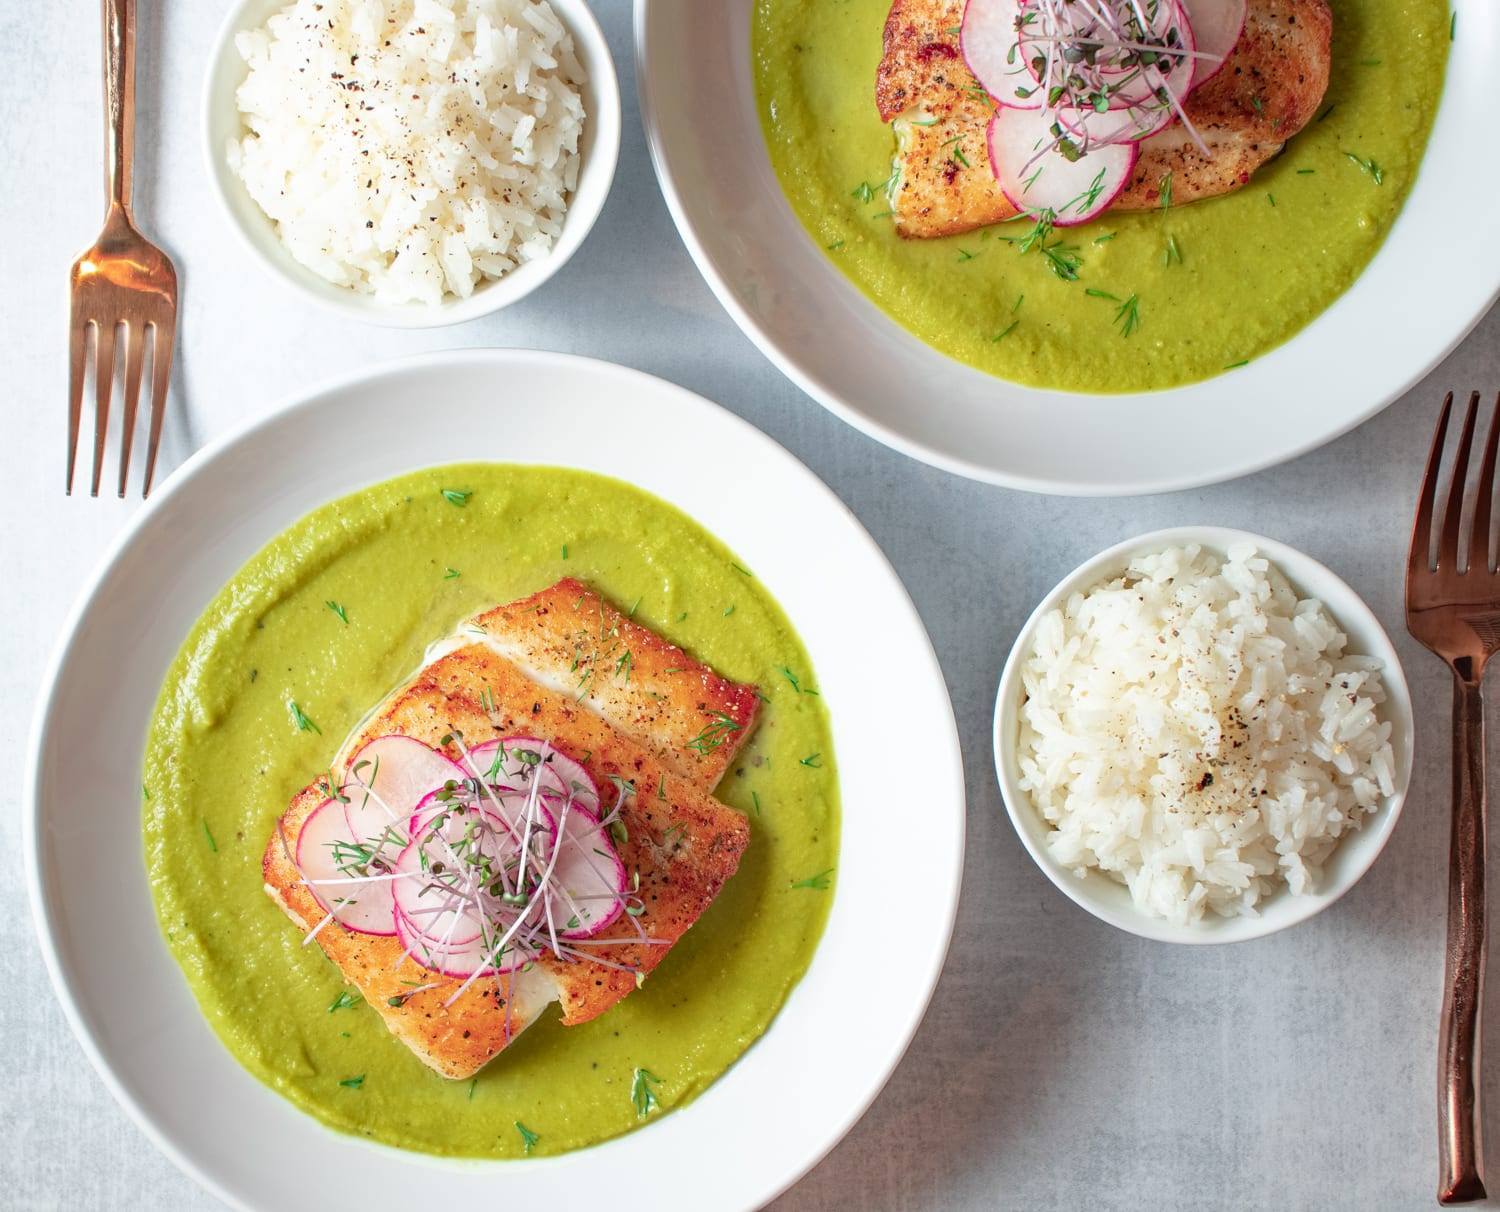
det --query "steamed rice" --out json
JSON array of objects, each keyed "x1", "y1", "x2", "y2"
[
  {"x1": 229, "y1": 0, "x2": 585, "y2": 304},
  {"x1": 1016, "y1": 544, "x2": 1396, "y2": 925}
]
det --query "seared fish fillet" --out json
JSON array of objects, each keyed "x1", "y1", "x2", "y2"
[
  {"x1": 263, "y1": 581, "x2": 756, "y2": 1079},
  {"x1": 876, "y1": 0, "x2": 1332, "y2": 237}
]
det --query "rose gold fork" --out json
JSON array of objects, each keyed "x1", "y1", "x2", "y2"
[
  {"x1": 68, "y1": 0, "x2": 177, "y2": 497},
  {"x1": 1407, "y1": 391, "x2": 1500, "y2": 1205}
]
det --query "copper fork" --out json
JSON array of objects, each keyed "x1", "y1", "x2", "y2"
[
  {"x1": 1408, "y1": 391, "x2": 1500, "y2": 1205},
  {"x1": 68, "y1": 0, "x2": 177, "y2": 497}
]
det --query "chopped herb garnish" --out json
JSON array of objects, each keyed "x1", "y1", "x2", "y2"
[
  {"x1": 957, "y1": 248, "x2": 976, "y2": 262},
  {"x1": 1267, "y1": 192, "x2": 1276, "y2": 207},
  {"x1": 1225, "y1": 358, "x2": 1250, "y2": 369},
  {"x1": 1092, "y1": 232, "x2": 1116, "y2": 245},
  {"x1": 441, "y1": 488, "x2": 472, "y2": 507},
  {"x1": 202, "y1": 820, "x2": 217, "y2": 852},
  {"x1": 1296, "y1": 168, "x2": 1316, "y2": 175},
  {"x1": 326, "y1": 600, "x2": 349, "y2": 625},
  {"x1": 731, "y1": 563, "x2": 752, "y2": 577},
  {"x1": 615, "y1": 650, "x2": 633, "y2": 682},
  {"x1": 339, "y1": 1074, "x2": 365, "y2": 1089},
  {"x1": 851, "y1": 180, "x2": 875, "y2": 204},
  {"x1": 1343, "y1": 151, "x2": 1384, "y2": 184},
  {"x1": 992, "y1": 320, "x2": 1020, "y2": 343},
  {"x1": 1084, "y1": 288, "x2": 1120, "y2": 301},
  {"x1": 561, "y1": 544, "x2": 569, "y2": 560},
  {"x1": 328, "y1": 990, "x2": 361, "y2": 1013},
  {"x1": 1113, "y1": 293, "x2": 1141, "y2": 337},
  {"x1": 1317, "y1": 103, "x2": 1336, "y2": 122},
  {"x1": 1157, "y1": 172, "x2": 1173, "y2": 210},
  {"x1": 515, "y1": 1121, "x2": 540, "y2": 1155},
  {"x1": 288, "y1": 700, "x2": 321, "y2": 735},
  {"x1": 1040, "y1": 241, "x2": 1082, "y2": 282},
  {"x1": 791, "y1": 869, "x2": 835, "y2": 891},
  {"x1": 723, "y1": 604, "x2": 735, "y2": 617},
  {"x1": 779, "y1": 666, "x2": 804, "y2": 693},
  {"x1": 1250, "y1": 95, "x2": 1265, "y2": 115},
  {"x1": 826, "y1": 239, "x2": 845, "y2": 250},
  {"x1": 751, "y1": 791, "x2": 762, "y2": 815},
  {"x1": 631, "y1": 1068, "x2": 662, "y2": 1117},
  {"x1": 1451, "y1": 11, "x2": 1457, "y2": 39},
  {"x1": 688, "y1": 711, "x2": 743, "y2": 755},
  {"x1": 1012, "y1": 292, "x2": 1024, "y2": 312},
  {"x1": 799, "y1": 753, "x2": 823, "y2": 768},
  {"x1": 444, "y1": 567, "x2": 461, "y2": 579},
  {"x1": 1163, "y1": 235, "x2": 1183, "y2": 266},
  {"x1": 142, "y1": 784, "x2": 151, "y2": 801},
  {"x1": 468, "y1": 1078, "x2": 478, "y2": 1101}
]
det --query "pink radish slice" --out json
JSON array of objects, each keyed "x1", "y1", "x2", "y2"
[
  {"x1": 1181, "y1": 0, "x2": 1245, "y2": 86},
  {"x1": 986, "y1": 107, "x2": 1138, "y2": 224},
  {"x1": 295, "y1": 797, "x2": 398, "y2": 936},
  {"x1": 407, "y1": 787, "x2": 530, "y2": 845},
  {"x1": 1103, "y1": 3, "x2": 1197, "y2": 112},
  {"x1": 538, "y1": 802, "x2": 629, "y2": 940},
  {"x1": 394, "y1": 906, "x2": 533, "y2": 979},
  {"x1": 342, "y1": 735, "x2": 466, "y2": 843},
  {"x1": 466, "y1": 737, "x2": 601, "y2": 813},
  {"x1": 961, "y1": 0, "x2": 1041, "y2": 109},
  {"x1": 391, "y1": 832, "x2": 487, "y2": 947}
]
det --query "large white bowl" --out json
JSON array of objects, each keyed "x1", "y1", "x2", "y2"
[
  {"x1": 25, "y1": 351, "x2": 965, "y2": 1210},
  {"x1": 993, "y1": 527, "x2": 1414, "y2": 944},
  {"x1": 636, "y1": 0, "x2": 1500, "y2": 494},
  {"x1": 204, "y1": 0, "x2": 621, "y2": 328}
]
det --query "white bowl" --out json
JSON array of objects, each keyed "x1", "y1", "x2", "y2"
[
  {"x1": 204, "y1": 0, "x2": 621, "y2": 328},
  {"x1": 25, "y1": 350, "x2": 965, "y2": 1211},
  {"x1": 635, "y1": 0, "x2": 1500, "y2": 494},
  {"x1": 992, "y1": 527, "x2": 1414, "y2": 944}
]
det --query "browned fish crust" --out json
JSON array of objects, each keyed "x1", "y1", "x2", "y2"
[
  {"x1": 875, "y1": 0, "x2": 1331, "y2": 237},
  {"x1": 263, "y1": 581, "x2": 756, "y2": 1079}
]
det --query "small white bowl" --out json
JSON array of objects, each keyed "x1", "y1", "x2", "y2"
[
  {"x1": 203, "y1": 0, "x2": 621, "y2": 328},
  {"x1": 993, "y1": 527, "x2": 1415, "y2": 945}
]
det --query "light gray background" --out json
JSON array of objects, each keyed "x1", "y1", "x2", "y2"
[{"x1": 3, "y1": 2, "x2": 1499, "y2": 1209}]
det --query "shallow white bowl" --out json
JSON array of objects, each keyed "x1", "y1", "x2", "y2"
[
  {"x1": 204, "y1": 0, "x2": 621, "y2": 328},
  {"x1": 26, "y1": 350, "x2": 964, "y2": 1211},
  {"x1": 992, "y1": 527, "x2": 1414, "y2": 944},
  {"x1": 636, "y1": 0, "x2": 1500, "y2": 494}
]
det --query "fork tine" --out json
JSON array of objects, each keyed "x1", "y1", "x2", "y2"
[
  {"x1": 67, "y1": 312, "x2": 91, "y2": 496},
  {"x1": 90, "y1": 322, "x2": 118, "y2": 498},
  {"x1": 1412, "y1": 392, "x2": 1454, "y2": 578},
  {"x1": 1439, "y1": 392, "x2": 1481, "y2": 571},
  {"x1": 141, "y1": 320, "x2": 174, "y2": 497},
  {"x1": 115, "y1": 322, "x2": 147, "y2": 498},
  {"x1": 1468, "y1": 393, "x2": 1500, "y2": 574}
]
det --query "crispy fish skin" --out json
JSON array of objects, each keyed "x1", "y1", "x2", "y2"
[
  {"x1": 472, "y1": 578, "x2": 761, "y2": 787},
  {"x1": 263, "y1": 583, "x2": 756, "y2": 1080},
  {"x1": 876, "y1": 0, "x2": 1331, "y2": 238}
]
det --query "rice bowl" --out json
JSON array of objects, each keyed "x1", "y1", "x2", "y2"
[
  {"x1": 993, "y1": 528, "x2": 1413, "y2": 944},
  {"x1": 203, "y1": 0, "x2": 619, "y2": 326}
]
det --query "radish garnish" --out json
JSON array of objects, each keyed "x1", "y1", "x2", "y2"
[
  {"x1": 343, "y1": 735, "x2": 466, "y2": 842},
  {"x1": 961, "y1": 0, "x2": 1040, "y2": 109},
  {"x1": 295, "y1": 794, "x2": 400, "y2": 937},
  {"x1": 988, "y1": 107, "x2": 1138, "y2": 224},
  {"x1": 294, "y1": 731, "x2": 643, "y2": 999},
  {"x1": 966, "y1": 0, "x2": 1242, "y2": 215},
  {"x1": 1180, "y1": 0, "x2": 1246, "y2": 86}
]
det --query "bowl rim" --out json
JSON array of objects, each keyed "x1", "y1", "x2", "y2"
[
  {"x1": 201, "y1": 0, "x2": 621, "y2": 329},
  {"x1": 633, "y1": 0, "x2": 1500, "y2": 495},
  {"x1": 991, "y1": 525, "x2": 1415, "y2": 944}
]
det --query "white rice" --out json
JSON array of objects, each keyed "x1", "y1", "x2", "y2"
[
  {"x1": 229, "y1": 0, "x2": 586, "y2": 304},
  {"x1": 1016, "y1": 544, "x2": 1397, "y2": 925}
]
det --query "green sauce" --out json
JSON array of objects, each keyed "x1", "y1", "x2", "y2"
[
  {"x1": 143, "y1": 465, "x2": 839, "y2": 1157},
  {"x1": 752, "y1": 0, "x2": 1447, "y2": 391}
]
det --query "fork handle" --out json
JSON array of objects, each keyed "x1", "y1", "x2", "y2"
[
  {"x1": 1440, "y1": 673, "x2": 1489, "y2": 1204},
  {"x1": 101, "y1": 0, "x2": 135, "y2": 212}
]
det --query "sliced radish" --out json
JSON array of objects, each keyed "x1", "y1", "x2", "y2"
[
  {"x1": 342, "y1": 735, "x2": 466, "y2": 843},
  {"x1": 987, "y1": 107, "x2": 1138, "y2": 225},
  {"x1": 394, "y1": 906, "x2": 534, "y2": 979},
  {"x1": 962, "y1": 0, "x2": 1040, "y2": 110},
  {"x1": 1101, "y1": 2, "x2": 1197, "y2": 113},
  {"x1": 466, "y1": 736, "x2": 600, "y2": 813},
  {"x1": 1181, "y1": 0, "x2": 1246, "y2": 87},
  {"x1": 391, "y1": 827, "x2": 488, "y2": 947},
  {"x1": 295, "y1": 796, "x2": 398, "y2": 936},
  {"x1": 538, "y1": 801, "x2": 629, "y2": 939}
]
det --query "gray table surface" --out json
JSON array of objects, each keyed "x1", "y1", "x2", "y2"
[{"x1": 5, "y1": 3, "x2": 1500, "y2": 1209}]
